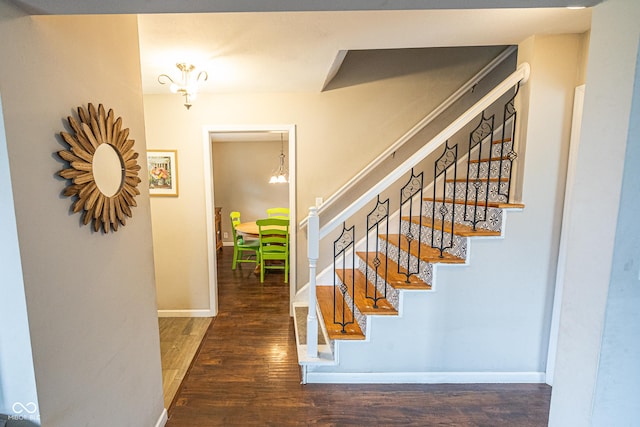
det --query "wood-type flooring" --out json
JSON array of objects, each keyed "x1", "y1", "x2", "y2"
[
  {"x1": 159, "y1": 316, "x2": 212, "y2": 409},
  {"x1": 166, "y1": 247, "x2": 551, "y2": 426}
]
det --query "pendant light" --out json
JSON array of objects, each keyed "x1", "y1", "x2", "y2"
[{"x1": 269, "y1": 133, "x2": 288, "y2": 184}]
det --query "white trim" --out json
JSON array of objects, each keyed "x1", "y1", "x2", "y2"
[
  {"x1": 202, "y1": 127, "x2": 219, "y2": 316},
  {"x1": 305, "y1": 371, "x2": 545, "y2": 384},
  {"x1": 155, "y1": 408, "x2": 168, "y2": 427},
  {"x1": 321, "y1": 49, "x2": 348, "y2": 91},
  {"x1": 545, "y1": 84, "x2": 585, "y2": 386},
  {"x1": 157, "y1": 309, "x2": 214, "y2": 318},
  {"x1": 203, "y1": 124, "x2": 298, "y2": 316}
]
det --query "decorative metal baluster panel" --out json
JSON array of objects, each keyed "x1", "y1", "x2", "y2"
[
  {"x1": 398, "y1": 169, "x2": 424, "y2": 282},
  {"x1": 498, "y1": 83, "x2": 520, "y2": 202},
  {"x1": 334, "y1": 223, "x2": 355, "y2": 334},
  {"x1": 432, "y1": 141, "x2": 457, "y2": 258},
  {"x1": 465, "y1": 111, "x2": 495, "y2": 230},
  {"x1": 366, "y1": 196, "x2": 389, "y2": 308}
]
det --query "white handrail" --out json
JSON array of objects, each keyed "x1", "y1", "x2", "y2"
[
  {"x1": 299, "y1": 45, "x2": 517, "y2": 230},
  {"x1": 318, "y1": 62, "x2": 530, "y2": 240}
]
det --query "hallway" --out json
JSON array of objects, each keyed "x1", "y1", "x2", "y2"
[{"x1": 165, "y1": 248, "x2": 551, "y2": 426}]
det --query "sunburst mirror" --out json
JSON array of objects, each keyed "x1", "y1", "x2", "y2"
[{"x1": 57, "y1": 103, "x2": 141, "y2": 233}]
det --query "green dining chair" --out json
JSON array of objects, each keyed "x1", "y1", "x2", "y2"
[
  {"x1": 230, "y1": 211, "x2": 260, "y2": 270},
  {"x1": 256, "y1": 218, "x2": 290, "y2": 283},
  {"x1": 266, "y1": 207, "x2": 289, "y2": 220}
]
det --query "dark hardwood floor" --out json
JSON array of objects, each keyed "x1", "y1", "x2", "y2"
[{"x1": 166, "y1": 247, "x2": 551, "y2": 426}]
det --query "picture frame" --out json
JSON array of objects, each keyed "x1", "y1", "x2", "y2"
[{"x1": 147, "y1": 150, "x2": 179, "y2": 197}]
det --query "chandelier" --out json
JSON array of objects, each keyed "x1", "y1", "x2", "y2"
[
  {"x1": 269, "y1": 133, "x2": 288, "y2": 184},
  {"x1": 157, "y1": 63, "x2": 208, "y2": 110}
]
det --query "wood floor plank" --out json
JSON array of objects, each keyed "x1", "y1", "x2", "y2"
[
  {"x1": 158, "y1": 316, "x2": 212, "y2": 410},
  {"x1": 165, "y1": 247, "x2": 551, "y2": 426}
]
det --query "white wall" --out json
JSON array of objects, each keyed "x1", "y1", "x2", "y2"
[
  {"x1": 591, "y1": 43, "x2": 640, "y2": 425},
  {"x1": 144, "y1": 46, "x2": 505, "y2": 311},
  {"x1": 0, "y1": 5, "x2": 165, "y2": 427},
  {"x1": 307, "y1": 33, "x2": 585, "y2": 381},
  {"x1": 0, "y1": 94, "x2": 40, "y2": 424},
  {"x1": 549, "y1": 0, "x2": 640, "y2": 425}
]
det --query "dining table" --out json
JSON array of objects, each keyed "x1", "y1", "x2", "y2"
[{"x1": 235, "y1": 220, "x2": 289, "y2": 238}]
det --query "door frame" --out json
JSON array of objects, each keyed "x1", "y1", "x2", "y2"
[
  {"x1": 202, "y1": 124, "x2": 297, "y2": 316},
  {"x1": 545, "y1": 85, "x2": 585, "y2": 385}
]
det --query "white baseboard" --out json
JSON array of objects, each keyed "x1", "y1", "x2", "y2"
[
  {"x1": 157, "y1": 309, "x2": 214, "y2": 317},
  {"x1": 155, "y1": 408, "x2": 168, "y2": 427},
  {"x1": 305, "y1": 371, "x2": 545, "y2": 384}
]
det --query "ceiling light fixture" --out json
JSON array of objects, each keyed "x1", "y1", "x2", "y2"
[
  {"x1": 157, "y1": 63, "x2": 208, "y2": 110},
  {"x1": 269, "y1": 133, "x2": 288, "y2": 184}
]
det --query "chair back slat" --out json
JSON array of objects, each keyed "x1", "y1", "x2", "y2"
[
  {"x1": 266, "y1": 207, "x2": 290, "y2": 219},
  {"x1": 256, "y1": 218, "x2": 290, "y2": 282}
]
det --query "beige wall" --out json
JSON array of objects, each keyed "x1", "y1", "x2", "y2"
[
  {"x1": 144, "y1": 46, "x2": 506, "y2": 311},
  {"x1": 0, "y1": 5, "x2": 164, "y2": 426}
]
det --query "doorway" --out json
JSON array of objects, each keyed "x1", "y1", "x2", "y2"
[{"x1": 202, "y1": 125, "x2": 297, "y2": 316}]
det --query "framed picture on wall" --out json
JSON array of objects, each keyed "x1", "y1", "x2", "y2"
[{"x1": 147, "y1": 150, "x2": 178, "y2": 197}]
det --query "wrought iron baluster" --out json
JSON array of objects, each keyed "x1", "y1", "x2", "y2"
[
  {"x1": 397, "y1": 168, "x2": 424, "y2": 282},
  {"x1": 366, "y1": 196, "x2": 389, "y2": 308},
  {"x1": 333, "y1": 222, "x2": 355, "y2": 334},
  {"x1": 498, "y1": 82, "x2": 520, "y2": 202},
  {"x1": 433, "y1": 141, "x2": 457, "y2": 258},
  {"x1": 465, "y1": 111, "x2": 494, "y2": 230}
]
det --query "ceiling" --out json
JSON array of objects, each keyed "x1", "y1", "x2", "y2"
[{"x1": 11, "y1": 1, "x2": 595, "y2": 94}]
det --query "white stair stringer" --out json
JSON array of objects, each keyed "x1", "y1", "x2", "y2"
[{"x1": 302, "y1": 202, "x2": 526, "y2": 384}]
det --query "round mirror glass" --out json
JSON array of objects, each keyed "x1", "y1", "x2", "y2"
[{"x1": 93, "y1": 143, "x2": 124, "y2": 197}]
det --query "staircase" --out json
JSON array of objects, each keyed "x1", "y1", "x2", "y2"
[
  {"x1": 315, "y1": 136, "x2": 524, "y2": 342},
  {"x1": 295, "y1": 62, "x2": 531, "y2": 383}
]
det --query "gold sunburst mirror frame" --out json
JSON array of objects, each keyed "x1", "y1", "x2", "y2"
[{"x1": 57, "y1": 103, "x2": 141, "y2": 233}]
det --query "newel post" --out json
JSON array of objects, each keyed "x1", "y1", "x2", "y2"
[{"x1": 306, "y1": 206, "x2": 320, "y2": 358}]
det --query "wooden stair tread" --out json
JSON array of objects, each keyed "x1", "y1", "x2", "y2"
[
  {"x1": 336, "y1": 269, "x2": 398, "y2": 315},
  {"x1": 384, "y1": 234, "x2": 466, "y2": 264},
  {"x1": 492, "y1": 138, "x2": 512, "y2": 144},
  {"x1": 402, "y1": 216, "x2": 501, "y2": 237},
  {"x1": 423, "y1": 197, "x2": 525, "y2": 209},
  {"x1": 445, "y1": 177, "x2": 508, "y2": 183},
  {"x1": 468, "y1": 156, "x2": 511, "y2": 164},
  {"x1": 316, "y1": 285, "x2": 365, "y2": 340},
  {"x1": 356, "y1": 251, "x2": 431, "y2": 290}
]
